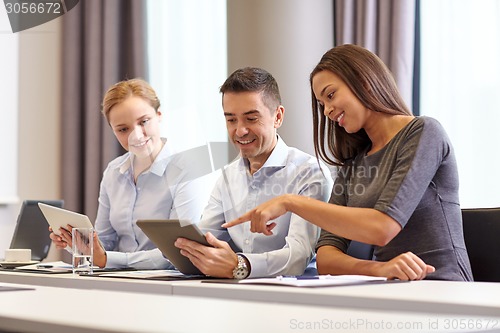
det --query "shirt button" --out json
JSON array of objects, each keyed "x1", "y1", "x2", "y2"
[{"x1": 244, "y1": 239, "x2": 250, "y2": 245}]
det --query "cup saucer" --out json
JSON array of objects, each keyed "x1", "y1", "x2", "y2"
[{"x1": 0, "y1": 260, "x2": 39, "y2": 269}]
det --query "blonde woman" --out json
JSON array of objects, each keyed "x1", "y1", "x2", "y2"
[{"x1": 50, "y1": 78, "x2": 212, "y2": 269}]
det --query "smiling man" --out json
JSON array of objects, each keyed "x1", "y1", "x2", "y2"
[{"x1": 174, "y1": 67, "x2": 333, "y2": 279}]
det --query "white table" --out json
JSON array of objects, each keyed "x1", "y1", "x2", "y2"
[
  {"x1": 2, "y1": 270, "x2": 500, "y2": 318},
  {"x1": 172, "y1": 280, "x2": 500, "y2": 317},
  {"x1": 0, "y1": 269, "x2": 174, "y2": 295},
  {"x1": 0, "y1": 282, "x2": 498, "y2": 333}
]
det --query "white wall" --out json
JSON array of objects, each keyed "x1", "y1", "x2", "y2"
[
  {"x1": 1, "y1": 1, "x2": 333, "y2": 257},
  {"x1": 0, "y1": 8, "x2": 61, "y2": 258},
  {"x1": 227, "y1": 0, "x2": 334, "y2": 156}
]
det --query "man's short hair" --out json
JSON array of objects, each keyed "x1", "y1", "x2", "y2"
[{"x1": 220, "y1": 67, "x2": 281, "y2": 111}]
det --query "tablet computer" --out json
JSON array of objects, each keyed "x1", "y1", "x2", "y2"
[
  {"x1": 38, "y1": 203, "x2": 94, "y2": 235},
  {"x1": 136, "y1": 219, "x2": 210, "y2": 275}
]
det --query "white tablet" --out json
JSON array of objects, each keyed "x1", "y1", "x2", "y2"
[{"x1": 38, "y1": 203, "x2": 94, "y2": 235}]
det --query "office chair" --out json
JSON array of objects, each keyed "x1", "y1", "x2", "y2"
[{"x1": 462, "y1": 207, "x2": 500, "y2": 282}]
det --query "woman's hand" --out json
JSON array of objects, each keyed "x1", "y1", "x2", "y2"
[
  {"x1": 375, "y1": 252, "x2": 435, "y2": 280},
  {"x1": 222, "y1": 194, "x2": 294, "y2": 235},
  {"x1": 92, "y1": 232, "x2": 107, "y2": 268},
  {"x1": 49, "y1": 225, "x2": 72, "y2": 249},
  {"x1": 49, "y1": 225, "x2": 107, "y2": 268}
]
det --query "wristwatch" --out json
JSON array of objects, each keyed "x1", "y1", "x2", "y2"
[{"x1": 232, "y1": 254, "x2": 250, "y2": 279}]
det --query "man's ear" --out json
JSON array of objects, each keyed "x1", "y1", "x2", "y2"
[{"x1": 274, "y1": 105, "x2": 285, "y2": 128}]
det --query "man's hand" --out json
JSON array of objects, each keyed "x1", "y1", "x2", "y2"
[{"x1": 175, "y1": 232, "x2": 238, "y2": 278}]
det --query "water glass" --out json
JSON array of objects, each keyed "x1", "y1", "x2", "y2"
[{"x1": 72, "y1": 227, "x2": 94, "y2": 275}]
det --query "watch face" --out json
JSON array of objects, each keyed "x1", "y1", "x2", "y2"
[{"x1": 233, "y1": 256, "x2": 249, "y2": 279}]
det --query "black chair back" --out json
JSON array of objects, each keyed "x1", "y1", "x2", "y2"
[{"x1": 462, "y1": 207, "x2": 500, "y2": 282}]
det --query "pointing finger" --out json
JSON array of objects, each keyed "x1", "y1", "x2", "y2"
[{"x1": 222, "y1": 211, "x2": 252, "y2": 228}]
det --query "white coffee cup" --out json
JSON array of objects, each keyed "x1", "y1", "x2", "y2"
[{"x1": 4, "y1": 249, "x2": 31, "y2": 262}]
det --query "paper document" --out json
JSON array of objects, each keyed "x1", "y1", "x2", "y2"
[
  {"x1": 15, "y1": 261, "x2": 73, "y2": 273},
  {"x1": 98, "y1": 269, "x2": 187, "y2": 279},
  {"x1": 238, "y1": 275, "x2": 387, "y2": 287}
]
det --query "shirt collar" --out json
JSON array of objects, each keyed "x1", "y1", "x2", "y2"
[
  {"x1": 239, "y1": 135, "x2": 288, "y2": 171},
  {"x1": 117, "y1": 138, "x2": 172, "y2": 176}
]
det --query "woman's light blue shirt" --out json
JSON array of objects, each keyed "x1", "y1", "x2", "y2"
[{"x1": 95, "y1": 139, "x2": 214, "y2": 269}]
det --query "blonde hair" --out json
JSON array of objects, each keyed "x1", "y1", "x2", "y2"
[{"x1": 101, "y1": 78, "x2": 160, "y2": 123}]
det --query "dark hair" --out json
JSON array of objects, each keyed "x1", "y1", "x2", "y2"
[
  {"x1": 310, "y1": 44, "x2": 412, "y2": 166},
  {"x1": 220, "y1": 67, "x2": 281, "y2": 111},
  {"x1": 102, "y1": 78, "x2": 160, "y2": 123}
]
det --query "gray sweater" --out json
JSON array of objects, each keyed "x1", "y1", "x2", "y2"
[{"x1": 316, "y1": 117, "x2": 473, "y2": 281}]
